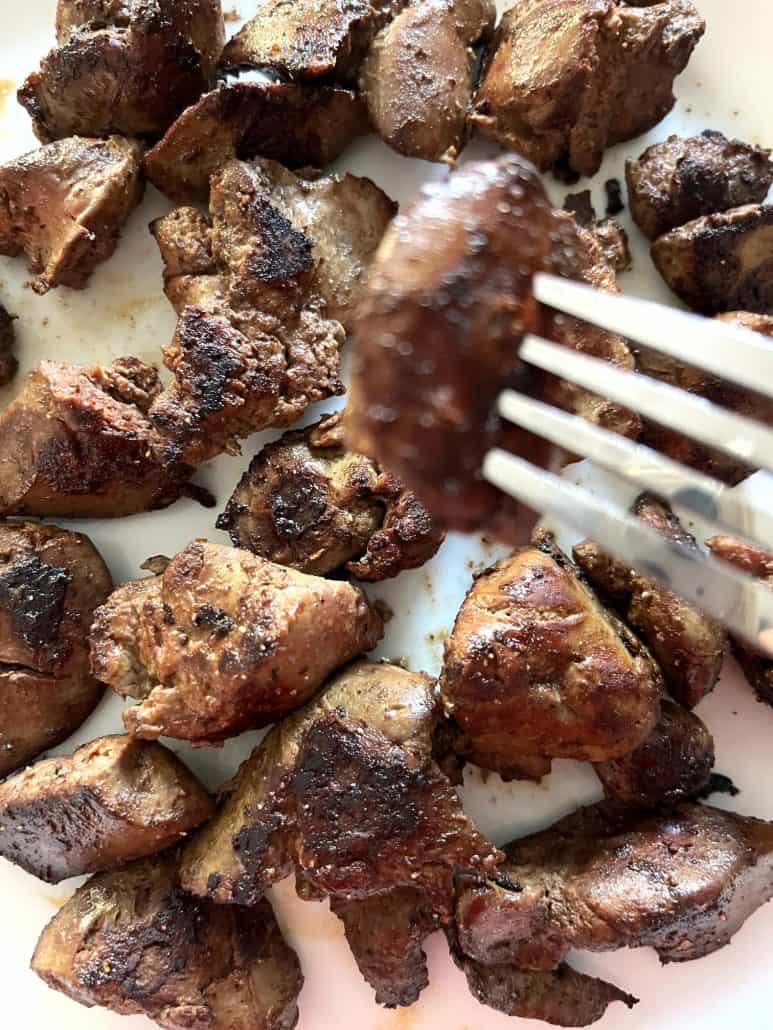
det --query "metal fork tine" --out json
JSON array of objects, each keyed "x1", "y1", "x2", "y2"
[
  {"x1": 496, "y1": 389, "x2": 773, "y2": 546},
  {"x1": 520, "y1": 335, "x2": 773, "y2": 473},
  {"x1": 482, "y1": 448, "x2": 773, "y2": 656},
  {"x1": 533, "y1": 273, "x2": 773, "y2": 401}
]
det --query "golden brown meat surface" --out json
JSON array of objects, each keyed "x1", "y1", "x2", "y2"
[
  {"x1": 0, "y1": 304, "x2": 17, "y2": 385},
  {"x1": 90, "y1": 542, "x2": 384, "y2": 744},
  {"x1": 0, "y1": 358, "x2": 188, "y2": 517},
  {"x1": 471, "y1": 0, "x2": 704, "y2": 177},
  {"x1": 32, "y1": 851, "x2": 303, "y2": 1030},
  {"x1": 637, "y1": 311, "x2": 773, "y2": 483},
  {"x1": 626, "y1": 131, "x2": 773, "y2": 240},
  {"x1": 220, "y1": 0, "x2": 394, "y2": 81},
  {"x1": 0, "y1": 735, "x2": 214, "y2": 883},
  {"x1": 148, "y1": 158, "x2": 394, "y2": 467},
  {"x1": 180, "y1": 660, "x2": 499, "y2": 915},
  {"x1": 594, "y1": 700, "x2": 714, "y2": 807},
  {"x1": 573, "y1": 494, "x2": 726, "y2": 708},
  {"x1": 440, "y1": 531, "x2": 662, "y2": 780},
  {"x1": 19, "y1": 0, "x2": 224, "y2": 141},
  {"x1": 144, "y1": 81, "x2": 369, "y2": 203},
  {"x1": 0, "y1": 136, "x2": 143, "y2": 295},
  {"x1": 455, "y1": 801, "x2": 773, "y2": 972},
  {"x1": 706, "y1": 535, "x2": 773, "y2": 706},
  {"x1": 360, "y1": 0, "x2": 495, "y2": 162},
  {"x1": 652, "y1": 203, "x2": 773, "y2": 314},
  {"x1": 0, "y1": 522, "x2": 112, "y2": 778},
  {"x1": 218, "y1": 411, "x2": 444, "y2": 580}
]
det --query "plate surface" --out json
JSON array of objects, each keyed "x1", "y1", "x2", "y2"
[{"x1": 1, "y1": 2, "x2": 772, "y2": 1028}]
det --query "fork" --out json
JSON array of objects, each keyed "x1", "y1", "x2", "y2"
[{"x1": 482, "y1": 273, "x2": 773, "y2": 657}]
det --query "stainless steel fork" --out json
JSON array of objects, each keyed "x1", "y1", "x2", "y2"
[{"x1": 482, "y1": 273, "x2": 773, "y2": 656}]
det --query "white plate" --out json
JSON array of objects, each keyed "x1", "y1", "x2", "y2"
[{"x1": 1, "y1": 2, "x2": 773, "y2": 1028}]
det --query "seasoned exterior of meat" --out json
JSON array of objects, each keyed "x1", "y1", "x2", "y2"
[
  {"x1": 0, "y1": 136, "x2": 143, "y2": 295},
  {"x1": 594, "y1": 700, "x2": 714, "y2": 807},
  {"x1": 0, "y1": 522, "x2": 112, "y2": 778},
  {"x1": 181, "y1": 660, "x2": 499, "y2": 916},
  {"x1": 346, "y1": 155, "x2": 554, "y2": 541},
  {"x1": 626, "y1": 131, "x2": 773, "y2": 240},
  {"x1": 0, "y1": 304, "x2": 16, "y2": 385},
  {"x1": 218, "y1": 411, "x2": 444, "y2": 580},
  {"x1": 360, "y1": 0, "x2": 495, "y2": 162},
  {"x1": 220, "y1": 0, "x2": 393, "y2": 81},
  {"x1": 455, "y1": 801, "x2": 773, "y2": 971},
  {"x1": 471, "y1": 0, "x2": 705, "y2": 177},
  {"x1": 148, "y1": 158, "x2": 394, "y2": 467},
  {"x1": 0, "y1": 358, "x2": 187, "y2": 517},
  {"x1": 455, "y1": 957, "x2": 635, "y2": 1028},
  {"x1": 20, "y1": 0, "x2": 224, "y2": 141},
  {"x1": 573, "y1": 494, "x2": 726, "y2": 708},
  {"x1": 0, "y1": 735, "x2": 213, "y2": 883},
  {"x1": 706, "y1": 535, "x2": 773, "y2": 706},
  {"x1": 331, "y1": 890, "x2": 437, "y2": 1007},
  {"x1": 32, "y1": 851, "x2": 303, "y2": 1030},
  {"x1": 637, "y1": 311, "x2": 773, "y2": 483},
  {"x1": 144, "y1": 81, "x2": 369, "y2": 203},
  {"x1": 652, "y1": 203, "x2": 773, "y2": 314},
  {"x1": 440, "y1": 531, "x2": 662, "y2": 781},
  {"x1": 90, "y1": 542, "x2": 384, "y2": 744}
]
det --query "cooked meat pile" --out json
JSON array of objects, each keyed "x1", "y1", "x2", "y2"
[
  {"x1": 594, "y1": 699, "x2": 714, "y2": 807},
  {"x1": 574, "y1": 493, "x2": 726, "y2": 708},
  {"x1": 439, "y1": 529, "x2": 662, "y2": 782},
  {"x1": 652, "y1": 203, "x2": 773, "y2": 314},
  {"x1": 707, "y1": 535, "x2": 773, "y2": 706},
  {"x1": 470, "y1": 0, "x2": 705, "y2": 178},
  {"x1": 0, "y1": 735, "x2": 213, "y2": 882},
  {"x1": 147, "y1": 157, "x2": 395, "y2": 467},
  {"x1": 0, "y1": 136, "x2": 143, "y2": 295},
  {"x1": 181, "y1": 659, "x2": 499, "y2": 1006},
  {"x1": 19, "y1": 0, "x2": 224, "y2": 141},
  {"x1": 218, "y1": 411, "x2": 444, "y2": 580},
  {"x1": 0, "y1": 522, "x2": 112, "y2": 779},
  {"x1": 563, "y1": 189, "x2": 632, "y2": 273},
  {"x1": 144, "y1": 80, "x2": 369, "y2": 203},
  {"x1": 90, "y1": 541, "x2": 384, "y2": 744},
  {"x1": 626, "y1": 131, "x2": 773, "y2": 240},
  {"x1": 0, "y1": 357, "x2": 189, "y2": 517},
  {"x1": 32, "y1": 850, "x2": 303, "y2": 1030},
  {"x1": 634, "y1": 311, "x2": 773, "y2": 483},
  {"x1": 346, "y1": 154, "x2": 643, "y2": 542},
  {"x1": 455, "y1": 801, "x2": 773, "y2": 984},
  {"x1": 0, "y1": 304, "x2": 17, "y2": 385},
  {"x1": 360, "y1": 0, "x2": 495, "y2": 161}
]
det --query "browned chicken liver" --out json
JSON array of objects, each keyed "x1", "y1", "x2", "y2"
[
  {"x1": 19, "y1": 0, "x2": 224, "y2": 141},
  {"x1": 574, "y1": 493, "x2": 726, "y2": 707},
  {"x1": 439, "y1": 530, "x2": 662, "y2": 781},
  {"x1": 0, "y1": 521, "x2": 112, "y2": 778},
  {"x1": 0, "y1": 136, "x2": 143, "y2": 294},
  {"x1": 218, "y1": 411, "x2": 444, "y2": 579},
  {"x1": 0, "y1": 735, "x2": 214, "y2": 882},
  {"x1": 0, "y1": 304, "x2": 16, "y2": 385},
  {"x1": 455, "y1": 801, "x2": 773, "y2": 970},
  {"x1": 594, "y1": 699, "x2": 715, "y2": 807},
  {"x1": 147, "y1": 158, "x2": 395, "y2": 468},
  {"x1": 652, "y1": 203, "x2": 773, "y2": 314},
  {"x1": 0, "y1": 358, "x2": 189, "y2": 517},
  {"x1": 32, "y1": 850, "x2": 303, "y2": 1030},
  {"x1": 90, "y1": 542, "x2": 385, "y2": 744},
  {"x1": 627, "y1": 130, "x2": 773, "y2": 240},
  {"x1": 471, "y1": 0, "x2": 704, "y2": 177},
  {"x1": 144, "y1": 80, "x2": 369, "y2": 203}
]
